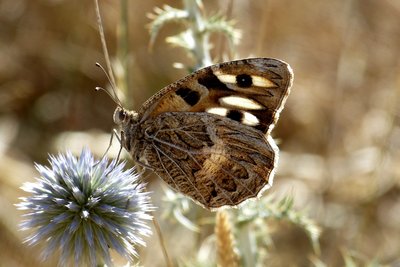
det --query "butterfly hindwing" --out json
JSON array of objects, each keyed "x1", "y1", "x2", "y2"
[{"x1": 140, "y1": 112, "x2": 278, "y2": 209}]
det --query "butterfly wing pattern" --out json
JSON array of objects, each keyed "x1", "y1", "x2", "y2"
[{"x1": 116, "y1": 58, "x2": 293, "y2": 209}]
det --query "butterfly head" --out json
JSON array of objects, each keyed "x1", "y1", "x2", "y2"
[{"x1": 113, "y1": 107, "x2": 139, "y2": 127}]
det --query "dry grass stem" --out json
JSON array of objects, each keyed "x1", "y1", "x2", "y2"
[{"x1": 215, "y1": 210, "x2": 239, "y2": 267}]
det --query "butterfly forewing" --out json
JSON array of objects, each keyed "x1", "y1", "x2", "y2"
[
  {"x1": 139, "y1": 58, "x2": 293, "y2": 134},
  {"x1": 119, "y1": 58, "x2": 293, "y2": 209}
]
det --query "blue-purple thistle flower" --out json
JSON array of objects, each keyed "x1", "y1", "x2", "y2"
[{"x1": 16, "y1": 149, "x2": 154, "y2": 266}]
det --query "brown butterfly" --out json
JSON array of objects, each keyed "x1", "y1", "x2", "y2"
[{"x1": 113, "y1": 58, "x2": 293, "y2": 210}]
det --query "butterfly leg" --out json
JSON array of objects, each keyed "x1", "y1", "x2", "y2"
[{"x1": 92, "y1": 128, "x2": 122, "y2": 169}]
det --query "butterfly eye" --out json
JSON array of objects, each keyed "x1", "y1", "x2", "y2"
[
  {"x1": 119, "y1": 110, "x2": 126, "y2": 121},
  {"x1": 113, "y1": 107, "x2": 126, "y2": 124}
]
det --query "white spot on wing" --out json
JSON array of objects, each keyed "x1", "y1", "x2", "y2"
[
  {"x1": 220, "y1": 96, "x2": 264, "y2": 110},
  {"x1": 215, "y1": 73, "x2": 237, "y2": 84},
  {"x1": 242, "y1": 112, "x2": 259, "y2": 126},
  {"x1": 206, "y1": 107, "x2": 228, "y2": 117},
  {"x1": 214, "y1": 70, "x2": 276, "y2": 88},
  {"x1": 252, "y1": 76, "x2": 276, "y2": 87}
]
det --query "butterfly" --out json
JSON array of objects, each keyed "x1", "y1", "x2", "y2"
[{"x1": 113, "y1": 58, "x2": 293, "y2": 210}]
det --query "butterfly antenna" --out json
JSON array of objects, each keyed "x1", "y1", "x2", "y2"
[
  {"x1": 95, "y1": 86, "x2": 121, "y2": 108},
  {"x1": 95, "y1": 62, "x2": 123, "y2": 107}
]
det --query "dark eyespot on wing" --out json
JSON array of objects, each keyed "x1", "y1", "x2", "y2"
[
  {"x1": 236, "y1": 74, "x2": 252, "y2": 88},
  {"x1": 175, "y1": 87, "x2": 200, "y2": 106},
  {"x1": 226, "y1": 110, "x2": 243, "y2": 122},
  {"x1": 198, "y1": 70, "x2": 229, "y2": 90}
]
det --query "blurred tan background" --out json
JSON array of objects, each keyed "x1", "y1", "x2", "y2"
[{"x1": 1, "y1": 0, "x2": 400, "y2": 266}]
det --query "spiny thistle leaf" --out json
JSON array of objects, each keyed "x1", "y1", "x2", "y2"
[
  {"x1": 204, "y1": 14, "x2": 242, "y2": 46},
  {"x1": 147, "y1": 0, "x2": 241, "y2": 68},
  {"x1": 236, "y1": 196, "x2": 321, "y2": 255},
  {"x1": 166, "y1": 30, "x2": 196, "y2": 51},
  {"x1": 147, "y1": 5, "x2": 189, "y2": 49},
  {"x1": 162, "y1": 187, "x2": 200, "y2": 232}
]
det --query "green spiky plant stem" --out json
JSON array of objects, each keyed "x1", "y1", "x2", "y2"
[{"x1": 182, "y1": 0, "x2": 212, "y2": 69}]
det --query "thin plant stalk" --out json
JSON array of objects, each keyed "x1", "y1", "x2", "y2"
[
  {"x1": 152, "y1": 215, "x2": 174, "y2": 267},
  {"x1": 94, "y1": 0, "x2": 117, "y2": 90},
  {"x1": 118, "y1": 0, "x2": 133, "y2": 108}
]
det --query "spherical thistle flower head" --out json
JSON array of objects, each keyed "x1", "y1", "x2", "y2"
[{"x1": 16, "y1": 148, "x2": 154, "y2": 267}]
